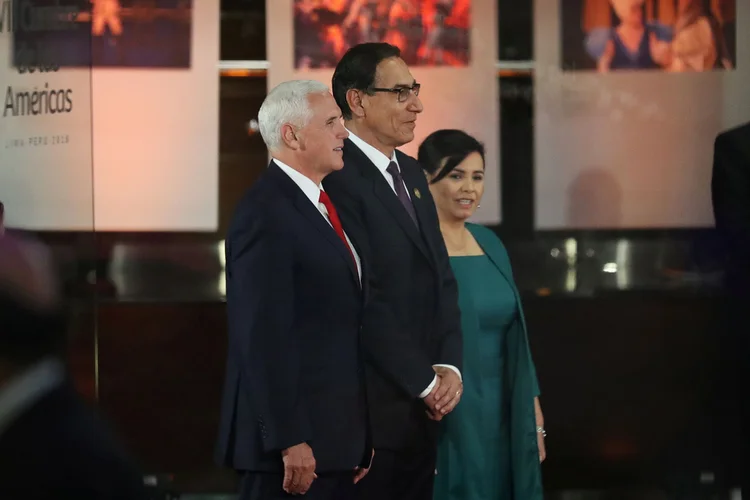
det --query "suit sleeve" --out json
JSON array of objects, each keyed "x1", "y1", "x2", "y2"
[
  {"x1": 228, "y1": 214, "x2": 311, "y2": 452},
  {"x1": 712, "y1": 132, "x2": 750, "y2": 267},
  {"x1": 418, "y1": 175, "x2": 463, "y2": 372},
  {"x1": 324, "y1": 171, "x2": 436, "y2": 399}
]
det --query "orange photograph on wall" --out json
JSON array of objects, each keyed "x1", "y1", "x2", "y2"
[{"x1": 293, "y1": 0, "x2": 470, "y2": 69}]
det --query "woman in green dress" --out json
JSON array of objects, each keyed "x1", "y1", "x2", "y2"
[{"x1": 418, "y1": 129, "x2": 546, "y2": 500}]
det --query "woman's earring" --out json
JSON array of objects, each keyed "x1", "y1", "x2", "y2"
[{"x1": 477, "y1": 204, "x2": 481, "y2": 208}]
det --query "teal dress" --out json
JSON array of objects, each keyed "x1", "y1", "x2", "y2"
[{"x1": 434, "y1": 223, "x2": 543, "y2": 500}]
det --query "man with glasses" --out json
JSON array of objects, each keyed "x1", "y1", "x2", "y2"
[{"x1": 323, "y1": 42, "x2": 463, "y2": 500}]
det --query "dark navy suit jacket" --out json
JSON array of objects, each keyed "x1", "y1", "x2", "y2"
[
  {"x1": 322, "y1": 140, "x2": 462, "y2": 453},
  {"x1": 216, "y1": 161, "x2": 371, "y2": 473}
]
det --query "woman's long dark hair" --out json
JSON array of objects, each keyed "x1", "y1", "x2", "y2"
[{"x1": 418, "y1": 129, "x2": 485, "y2": 184}]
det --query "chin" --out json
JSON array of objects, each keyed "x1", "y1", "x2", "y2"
[{"x1": 455, "y1": 209, "x2": 474, "y2": 220}]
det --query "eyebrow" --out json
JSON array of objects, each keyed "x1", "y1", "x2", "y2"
[
  {"x1": 393, "y1": 80, "x2": 417, "y2": 88},
  {"x1": 452, "y1": 168, "x2": 484, "y2": 174}
]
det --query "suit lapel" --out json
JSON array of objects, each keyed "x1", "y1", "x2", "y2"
[
  {"x1": 343, "y1": 225, "x2": 367, "y2": 295},
  {"x1": 344, "y1": 140, "x2": 432, "y2": 264},
  {"x1": 268, "y1": 162, "x2": 360, "y2": 286},
  {"x1": 398, "y1": 153, "x2": 440, "y2": 267}
]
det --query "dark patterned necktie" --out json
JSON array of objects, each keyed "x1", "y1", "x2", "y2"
[{"x1": 386, "y1": 162, "x2": 418, "y2": 226}]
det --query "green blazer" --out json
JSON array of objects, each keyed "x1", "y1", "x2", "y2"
[{"x1": 448, "y1": 223, "x2": 544, "y2": 499}]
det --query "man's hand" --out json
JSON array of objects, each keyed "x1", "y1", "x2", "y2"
[
  {"x1": 282, "y1": 443, "x2": 317, "y2": 495},
  {"x1": 426, "y1": 366, "x2": 462, "y2": 417},
  {"x1": 353, "y1": 449, "x2": 375, "y2": 484},
  {"x1": 424, "y1": 376, "x2": 444, "y2": 421}
]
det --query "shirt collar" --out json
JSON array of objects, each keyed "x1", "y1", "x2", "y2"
[
  {"x1": 273, "y1": 158, "x2": 324, "y2": 207},
  {"x1": 345, "y1": 128, "x2": 400, "y2": 175},
  {"x1": 0, "y1": 357, "x2": 64, "y2": 439}
]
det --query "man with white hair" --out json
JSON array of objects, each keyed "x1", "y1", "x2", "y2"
[
  {"x1": 0, "y1": 234, "x2": 146, "y2": 498},
  {"x1": 215, "y1": 80, "x2": 373, "y2": 500}
]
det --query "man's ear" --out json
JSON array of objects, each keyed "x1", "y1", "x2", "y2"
[
  {"x1": 346, "y1": 89, "x2": 366, "y2": 118},
  {"x1": 280, "y1": 123, "x2": 300, "y2": 149}
]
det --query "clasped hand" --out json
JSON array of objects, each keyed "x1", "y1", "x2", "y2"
[
  {"x1": 282, "y1": 443, "x2": 317, "y2": 495},
  {"x1": 424, "y1": 366, "x2": 463, "y2": 421}
]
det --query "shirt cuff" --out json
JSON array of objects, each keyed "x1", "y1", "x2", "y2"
[
  {"x1": 418, "y1": 375, "x2": 438, "y2": 399},
  {"x1": 433, "y1": 364, "x2": 462, "y2": 381},
  {"x1": 417, "y1": 365, "x2": 463, "y2": 399}
]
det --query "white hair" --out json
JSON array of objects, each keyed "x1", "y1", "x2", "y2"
[{"x1": 258, "y1": 80, "x2": 331, "y2": 152}]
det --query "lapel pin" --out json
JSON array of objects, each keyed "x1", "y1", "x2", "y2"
[{"x1": 414, "y1": 188, "x2": 421, "y2": 199}]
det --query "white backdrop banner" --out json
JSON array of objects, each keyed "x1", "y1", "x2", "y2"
[
  {"x1": 267, "y1": 0, "x2": 501, "y2": 224},
  {"x1": 0, "y1": 0, "x2": 94, "y2": 231},
  {"x1": 0, "y1": 0, "x2": 219, "y2": 231},
  {"x1": 534, "y1": 0, "x2": 747, "y2": 229}
]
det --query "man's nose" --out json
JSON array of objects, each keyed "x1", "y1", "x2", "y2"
[{"x1": 409, "y1": 95, "x2": 424, "y2": 113}]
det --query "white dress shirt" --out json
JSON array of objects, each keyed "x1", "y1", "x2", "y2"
[
  {"x1": 345, "y1": 130, "x2": 462, "y2": 398},
  {"x1": 346, "y1": 129, "x2": 411, "y2": 200},
  {"x1": 0, "y1": 357, "x2": 64, "y2": 439},
  {"x1": 274, "y1": 159, "x2": 362, "y2": 282}
]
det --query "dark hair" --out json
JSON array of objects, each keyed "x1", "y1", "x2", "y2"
[
  {"x1": 418, "y1": 129, "x2": 485, "y2": 184},
  {"x1": 332, "y1": 43, "x2": 401, "y2": 120},
  {"x1": 0, "y1": 200, "x2": 4, "y2": 219}
]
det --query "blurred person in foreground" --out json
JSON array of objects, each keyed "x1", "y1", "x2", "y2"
[
  {"x1": 418, "y1": 129, "x2": 545, "y2": 500},
  {"x1": 323, "y1": 42, "x2": 463, "y2": 500},
  {"x1": 215, "y1": 80, "x2": 372, "y2": 500},
  {"x1": 0, "y1": 234, "x2": 146, "y2": 499},
  {"x1": 711, "y1": 121, "x2": 750, "y2": 496}
]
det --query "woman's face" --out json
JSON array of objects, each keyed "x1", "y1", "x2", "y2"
[
  {"x1": 610, "y1": 0, "x2": 645, "y2": 26},
  {"x1": 427, "y1": 152, "x2": 485, "y2": 223}
]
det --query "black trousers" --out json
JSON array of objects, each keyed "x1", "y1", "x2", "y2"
[
  {"x1": 354, "y1": 448, "x2": 437, "y2": 500},
  {"x1": 239, "y1": 471, "x2": 356, "y2": 500}
]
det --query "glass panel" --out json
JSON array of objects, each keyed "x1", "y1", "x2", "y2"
[
  {"x1": 498, "y1": 0, "x2": 532, "y2": 59},
  {"x1": 220, "y1": 0, "x2": 266, "y2": 60}
]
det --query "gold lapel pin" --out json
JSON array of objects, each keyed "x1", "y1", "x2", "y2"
[{"x1": 414, "y1": 188, "x2": 421, "y2": 199}]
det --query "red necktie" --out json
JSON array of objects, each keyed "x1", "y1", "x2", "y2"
[{"x1": 319, "y1": 191, "x2": 357, "y2": 267}]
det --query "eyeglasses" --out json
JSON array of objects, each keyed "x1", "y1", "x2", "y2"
[{"x1": 368, "y1": 83, "x2": 421, "y2": 103}]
